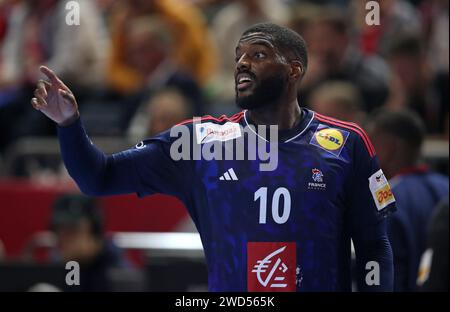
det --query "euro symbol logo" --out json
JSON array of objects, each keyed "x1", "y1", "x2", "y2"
[{"x1": 251, "y1": 246, "x2": 288, "y2": 288}]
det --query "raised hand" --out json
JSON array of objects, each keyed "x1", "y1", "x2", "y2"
[{"x1": 31, "y1": 66, "x2": 80, "y2": 126}]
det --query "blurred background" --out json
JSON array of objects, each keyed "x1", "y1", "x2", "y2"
[{"x1": 0, "y1": 0, "x2": 448, "y2": 292}]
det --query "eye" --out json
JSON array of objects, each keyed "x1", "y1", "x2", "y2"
[{"x1": 254, "y1": 51, "x2": 266, "y2": 59}]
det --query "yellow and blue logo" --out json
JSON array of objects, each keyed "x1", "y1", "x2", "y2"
[{"x1": 310, "y1": 125, "x2": 349, "y2": 157}]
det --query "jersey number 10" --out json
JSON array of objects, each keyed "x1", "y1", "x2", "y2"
[{"x1": 254, "y1": 187, "x2": 291, "y2": 224}]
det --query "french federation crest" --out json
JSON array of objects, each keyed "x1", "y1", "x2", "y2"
[{"x1": 312, "y1": 168, "x2": 324, "y2": 183}]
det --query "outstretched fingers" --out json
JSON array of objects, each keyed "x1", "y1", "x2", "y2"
[{"x1": 39, "y1": 66, "x2": 71, "y2": 92}]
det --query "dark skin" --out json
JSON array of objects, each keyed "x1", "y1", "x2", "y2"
[
  {"x1": 235, "y1": 32, "x2": 304, "y2": 130},
  {"x1": 32, "y1": 32, "x2": 304, "y2": 131}
]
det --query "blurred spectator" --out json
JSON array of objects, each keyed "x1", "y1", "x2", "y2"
[
  {"x1": 0, "y1": 0, "x2": 109, "y2": 153},
  {"x1": 146, "y1": 90, "x2": 192, "y2": 137},
  {"x1": 356, "y1": 0, "x2": 422, "y2": 57},
  {"x1": 385, "y1": 35, "x2": 447, "y2": 135},
  {"x1": 367, "y1": 109, "x2": 449, "y2": 292},
  {"x1": 0, "y1": 0, "x2": 109, "y2": 89},
  {"x1": 107, "y1": 0, "x2": 216, "y2": 92},
  {"x1": 420, "y1": 0, "x2": 449, "y2": 75},
  {"x1": 116, "y1": 16, "x2": 203, "y2": 130},
  {"x1": 210, "y1": 0, "x2": 288, "y2": 99},
  {"x1": 0, "y1": 0, "x2": 13, "y2": 46},
  {"x1": 308, "y1": 80, "x2": 366, "y2": 124},
  {"x1": 50, "y1": 194, "x2": 130, "y2": 292},
  {"x1": 300, "y1": 7, "x2": 390, "y2": 112},
  {"x1": 95, "y1": 0, "x2": 116, "y2": 25},
  {"x1": 417, "y1": 197, "x2": 449, "y2": 291},
  {"x1": 127, "y1": 88, "x2": 192, "y2": 142},
  {"x1": 420, "y1": 0, "x2": 449, "y2": 138},
  {"x1": 123, "y1": 16, "x2": 175, "y2": 91},
  {"x1": 287, "y1": 2, "x2": 321, "y2": 44}
]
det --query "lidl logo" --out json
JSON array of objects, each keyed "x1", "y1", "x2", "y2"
[
  {"x1": 316, "y1": 128, "x2": 344, "y2": 150},
  {"x1": 310, "y1": 125, "x2": 349, "y2": 157}
]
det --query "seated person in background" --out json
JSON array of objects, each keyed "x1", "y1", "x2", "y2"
[
  {"x1": 385, "y1": 35, "x2": 448, "y2": 135},
  {"x1": 307, "y1": 80, "x2": 366, "y2": 124},
  {"x1": 50, "y1": 194, "x2": 130, "y2": 292},
  {"x1": 300, "y1": 8, "x2": 390, "y2": 113},
  {"x1": 107, "y1": 0, "x2": 216, "y2": 90},
  {"x1": 117, "y1": 16, "x2": 204, "y2": 128},
  {"x1": 0, "y1": 0, "x2": 108, "y2": 90},
  {"x1": 0, "y1": 0, "x2": 109, "y2": 152},
  {"x1": 367, "y1": 109, "x2": 449, "y2": 292},
  {"x1": 128, "y1": 88, "x2": 192, "y2": 142},
  {"x1": 355, "y1": 0, "x2": 421, "y2": 57}
]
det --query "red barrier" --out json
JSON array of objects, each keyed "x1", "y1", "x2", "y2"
[{"x1": 0, "y1": 179, "x2": 188, "y2": 258}]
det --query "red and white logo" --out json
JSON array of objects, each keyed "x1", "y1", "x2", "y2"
[{"x1": 247, "y1": 242, "x2": 296, "y2": 292}]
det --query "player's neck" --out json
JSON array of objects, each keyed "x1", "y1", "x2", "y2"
[{"x1": 248, "y1": 97, "x2": 301, "y2": 130}]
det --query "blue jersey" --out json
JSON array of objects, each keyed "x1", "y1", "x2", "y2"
[
  {"x1": 388, "y1": 167, "x2": 448, "y2": 291},
  {"x1": 58, "y1": 108, "x2": 396, "y2": 291}
]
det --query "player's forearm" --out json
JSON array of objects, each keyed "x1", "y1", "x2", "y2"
[
  {"x1": 57, "y1": 117, "x2": 111, "y2": 195},
  {"x1": 353, "y1": 220, "x2": 394, "y2": 292}
]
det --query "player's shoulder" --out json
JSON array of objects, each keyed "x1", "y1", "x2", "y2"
[{"x1": 311, "y1": 112, "x2": 376, "y2": 158}]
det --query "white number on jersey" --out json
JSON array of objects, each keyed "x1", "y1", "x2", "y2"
[{"x1": 255, "y1": 187, "x2": 291, "y2": 224}]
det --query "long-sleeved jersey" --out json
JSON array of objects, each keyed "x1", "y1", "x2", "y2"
[{"x1": 58, "y1": 108, "x2": 396, "y2": 291}]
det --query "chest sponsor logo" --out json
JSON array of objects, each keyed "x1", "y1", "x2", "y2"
[
  {"x1": 310, "y1": 124, "x2": 349, "y2": 157},
  {"x1": 369, "y1": 169, "x2": 395, "y2": 211},
  {"x1": 247, "y1": 242, "x2": 296, "y2": 292},
  {"x1": 195, "y1": 122, "x2": 242, "y2": 144}
]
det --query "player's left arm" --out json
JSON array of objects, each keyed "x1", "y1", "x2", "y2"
[{"x1": 347, "y1": 132, "x2": 396, "y2": 292}]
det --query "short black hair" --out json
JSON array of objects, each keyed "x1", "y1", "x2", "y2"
[
  {"x1": 369, "y1": 109, "x2": 426, "y2": 152},
  {"x1": 50, "y1": 194, "x2": 104, "y2": 238},
  {"x1": 241, "y1": 22, "x2": 308, "y2": 74}
]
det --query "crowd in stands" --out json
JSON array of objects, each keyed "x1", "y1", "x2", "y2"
[{"x1": 0, "y1": 0, "x2": 447, "y2": 158}]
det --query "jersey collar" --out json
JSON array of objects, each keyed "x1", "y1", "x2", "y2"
[{"x1": 243, "y1": 108, "x2": 315, "y2": 143}]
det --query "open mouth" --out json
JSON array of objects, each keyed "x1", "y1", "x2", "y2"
[{"x1": 236, "y1": 73, "x2": 254, "y2": 92}]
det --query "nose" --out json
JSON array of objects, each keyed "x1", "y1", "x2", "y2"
[{"x1": 236, "y1": 53, "x2": 251, "y2": 72}]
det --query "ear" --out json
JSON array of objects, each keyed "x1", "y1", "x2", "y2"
[{"x1": 289, "y1": 60, "x2": 303, "y2": 81}]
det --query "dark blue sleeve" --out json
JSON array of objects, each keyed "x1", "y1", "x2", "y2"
[
  {"x1": 387, "y1": 215, "x2": 411, "y2": 291},
  {"x1": 57, "y1": 118, "x2": 192, "y2": 203},
  {"x1": 347, "y1": 133, "x2": 396, "y2": 292}
]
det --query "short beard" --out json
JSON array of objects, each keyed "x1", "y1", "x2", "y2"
[{"x1": 236, "y1": 74, "x2": 286, "y2": 110}]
